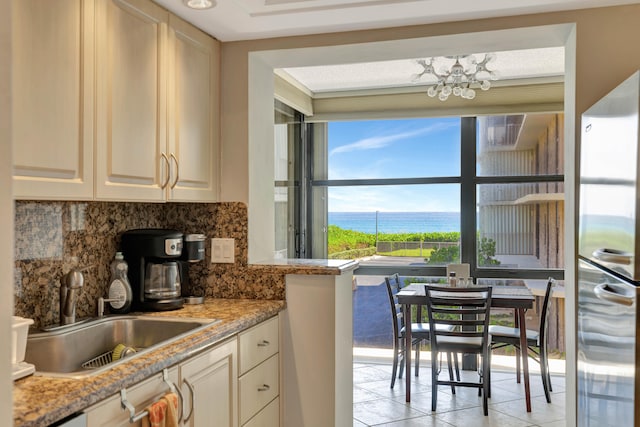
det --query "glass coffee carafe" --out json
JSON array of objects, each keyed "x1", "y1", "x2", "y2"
[{"x1": 144, "y1": 261, "x2": 181, "y2": 300}]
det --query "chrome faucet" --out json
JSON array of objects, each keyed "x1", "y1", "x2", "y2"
[
  {"x1": 59, "y1": 268, "x2": 85, "y2": 325},
  {"x1": 97, "y1": 295, "x2": 125, "y2": 318}
]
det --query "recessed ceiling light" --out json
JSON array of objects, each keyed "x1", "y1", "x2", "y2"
[{"x1": 183, "y1": 0, "x2": 216, "y2": 9}]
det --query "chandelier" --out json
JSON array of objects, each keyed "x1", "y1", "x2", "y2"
[{"x1": 411, "y1": 54, "x2": 498, "y2": 101}]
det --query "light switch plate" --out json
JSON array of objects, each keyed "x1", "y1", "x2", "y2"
[{"x1": 211, "y1": 238, "x2": 234, "y2": 263}]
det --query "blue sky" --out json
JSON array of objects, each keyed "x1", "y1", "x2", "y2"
[{"x1": 327, "y1": 117, "x2": 462, "y2": 212}]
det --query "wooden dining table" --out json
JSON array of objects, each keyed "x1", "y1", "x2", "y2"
[{"x1": 397, "y1": 283, "x2": 535, "y2": 412}]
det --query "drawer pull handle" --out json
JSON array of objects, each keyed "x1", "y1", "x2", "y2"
[
  {"x1": 170, "y1": 153, "x2": 179, "y2": 189},
  {"x1": 160, "y1": 153, "x2": 171, "y2": 189},
  {"x1": 183, "y1": 378, "x2": 195, "y2": 423},
  {"x1": 258, "y1": 384, "x2": 270, "y2": 392},
  {"x1": 257, "y1": 340, "x2": 270, "y2": 347}
]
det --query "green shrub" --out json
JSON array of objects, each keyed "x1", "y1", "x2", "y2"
[
  {"x1": 425, "y1": 245, "x2": 460, "y2": 264},
  {"x1": 424, "y1": 237, "x2": 501, "y2": 266},
  {"x1": 328, "y1": 247, "x2": 376, "y2": 259},
  {"x1": 478, "y1": 237, "x2": 501, "y2": 266},
  {"x1": 376, "y1": 231, "x2": 460, "y2": 242},
  {"x1": 327, "y1": 225, "x2": 376, "y2": 254},
  {"x1": 327, "y1": 225, "x2": 462, "y2": 257}
]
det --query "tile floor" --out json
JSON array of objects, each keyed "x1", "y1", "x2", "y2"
[{"x1": 353, "y1": 352, "x2": 566, "y2": 427}]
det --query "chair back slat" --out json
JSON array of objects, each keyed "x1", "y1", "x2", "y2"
[
  {"x1": 424, "y1": 285, "x2": 493, "y2": 350},
  {"x1": 423, "y1": 284, "x2": 493, "y2": 415},
  {"x1": 538, "y1": 277, "x2": 556, "y2": 348},
  {"x1": 384, "y1": 275, "x2": 402, "y2": 341}
]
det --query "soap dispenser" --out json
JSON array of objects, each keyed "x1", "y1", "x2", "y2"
[{"x1": 108, "y1": 252, "x2": 133, "y2": 314}]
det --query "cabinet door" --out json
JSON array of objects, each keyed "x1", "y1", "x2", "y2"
[
  {"x1": 95, "y1": 0, "x2": 168, "y2": 201},
  {"x1": 180, "y1": 338, "x2": 237, "y2": 427},
  {"x1": 167, "y1": 15, "x2": 220, "y2": 202},
  {"x1": 12, "y1": 0, "x2": 94, "y2": 200},
  {"x1": 85, "y1": 368, "x2": 179, "y2": 427}
]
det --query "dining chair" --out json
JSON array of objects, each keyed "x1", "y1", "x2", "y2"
[
  {"x1": 384, "y1": 274, "x2": 457, "y2": 389},
  {"x1": 488, "y1": 277, "x2": 556, "y2": 403},
  {"x1": 424, "y1": 285, "x2": 493, "y2": 415}
]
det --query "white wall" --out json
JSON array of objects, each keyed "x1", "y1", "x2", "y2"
[
  {"x1": 1, "y1": 0, "x2": 13, "y2": 424},
  {"x1": 246, "y1": 24, "x2": 573, "y2": 262},
  {"x1": 563, "y1": 27, "x2": 578, "y2": 427},
  {"x1": 245, "y1": 24, "x2": 578, "y2": 422},
  {"x1": 248, "y1": 54, "x2": 277, "y2": 262}
]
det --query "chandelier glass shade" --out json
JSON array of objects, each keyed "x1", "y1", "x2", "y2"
[{"x1": 411, "y1": 54, "x2": 498, "y2": 101}]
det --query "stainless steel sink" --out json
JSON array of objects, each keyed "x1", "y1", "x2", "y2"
[{"x1": 25, "y1": 315, "x2": 218, "y2": 378}]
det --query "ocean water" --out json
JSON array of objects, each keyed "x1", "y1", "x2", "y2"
[{"x1": 328, "y1": 211, "x2": 460, "y2": 234}]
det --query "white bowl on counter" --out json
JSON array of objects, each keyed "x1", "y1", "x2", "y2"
[{"x1": 13, "y1": 316, "x2": 35, "y2": 380}]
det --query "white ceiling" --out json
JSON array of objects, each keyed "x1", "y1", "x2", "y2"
[
  {"x1": 277, "y1": 47, "x2": 565, "y2": 95},
  {"x1": 153, "y1": 0, "x2": 640, "y2": 42}
]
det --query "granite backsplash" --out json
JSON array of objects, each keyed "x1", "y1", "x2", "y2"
[{"x1": 14, "y1": 201, "x2": 285, "y2": 328}]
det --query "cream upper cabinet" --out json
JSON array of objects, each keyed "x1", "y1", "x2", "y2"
[
  {"x1": 95, "y1": 0, "x2": 219, "y2": 202},
  {"x1": 12, "y1": 0, "x2": 94, "y2": 200},
  {"x1": 167, "y1": 15, "x2": 220, "y2": 202},
  {"x1": 13, "y1": 0, "x2": 219, "y2": 202},
  {"x1": 95, "y1": 0, "x2": 168, "y2": 201}
]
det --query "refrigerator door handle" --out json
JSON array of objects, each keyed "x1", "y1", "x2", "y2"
[
  {"x1": 593, "y1": 248, "x2": 633, "y2": 265},
  {"x1": 594, "y1": 283, "x2": 635, "y2": 306}
]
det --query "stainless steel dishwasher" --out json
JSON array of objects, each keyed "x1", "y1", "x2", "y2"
[
  {"x1": 577, "y1": 259, "x2": 638, "y2": 427},
  {"x1": 578, "y1": 70, "x2": 640, "y2": 426}
]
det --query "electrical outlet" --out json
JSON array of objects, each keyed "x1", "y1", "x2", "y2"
[{"x1": 211, "y1": 238, "x2": 234, "y2": 263}]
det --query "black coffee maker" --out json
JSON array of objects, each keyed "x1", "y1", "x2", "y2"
[
  {"x1": 121, "y1": 229, "x2": 185, "y2": 311},
  {"x1": 180, "y1": 233, "x2": 206, "y2": 300}
]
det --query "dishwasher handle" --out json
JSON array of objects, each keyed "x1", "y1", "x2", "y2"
[
  {"x1": 593, "y1": 248, "x2": 633, "y2": 265},
  {"x1": 594, "y1": 283, "x2": 635, "y2": 306}
]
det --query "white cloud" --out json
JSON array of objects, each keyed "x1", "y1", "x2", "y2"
[{"x1": 329, "y1": 122, "x2": 455, "y2": 156}]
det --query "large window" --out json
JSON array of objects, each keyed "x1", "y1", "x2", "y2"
[
  {"x1": 327, "y1": 118, "x2": 461, "y2": 179},
  {"x1": 476, "y1": 114, "x2": 564, "y2": 276},
  {"x1": 274, "y1": 101, "x2": 564, "y2": 281},
  {"x1": 274, "y1": 100, "x2": 304, "y2": 258}
]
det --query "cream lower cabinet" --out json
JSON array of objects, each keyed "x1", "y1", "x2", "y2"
[
  {"x1": 85, "y1": 337, "x2": 236, "y2": 427},
  {"x1": 84, "y1": 316, "x2": 282, "y2": 427},
  {"x1": 180, "y1": 338, "x2": 237, "y2": 427},
  {"x1": 85, "y1": 367, "x2": 180, "y2": 427},
  {"x1": 238, "y1": 316, "x2": 280, "y2": 427}
]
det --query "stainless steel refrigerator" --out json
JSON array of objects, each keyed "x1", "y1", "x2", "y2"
[{"x1": 578, "y1": 70, "x2": 640, "y2": 426}]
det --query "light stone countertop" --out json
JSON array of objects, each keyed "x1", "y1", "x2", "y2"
[
  {"x1": 249, "y1": 258, "x2": 359, "y2": 274},
  {"x1": 13, "y1": 298, "x2": 285, "y2": 427}
]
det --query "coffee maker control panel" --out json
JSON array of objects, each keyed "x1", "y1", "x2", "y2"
[{"x1": 165, "y1": 238, "x2": 183, "y2": 256}]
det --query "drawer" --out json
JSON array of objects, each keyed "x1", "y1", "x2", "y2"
[
  {"x1": 239, "y1": 354, "x2": 279, "y2": 425},
  {"x1": 239, "y1": 316, "x2": 279, "y2": 375},
  {"x1": 243, "y1": 396, "x2": 279, "y2": 427}
]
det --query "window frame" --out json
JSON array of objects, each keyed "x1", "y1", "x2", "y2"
[{"x1": 291, "y1": 113, "x2": 564, "y2": 282}]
